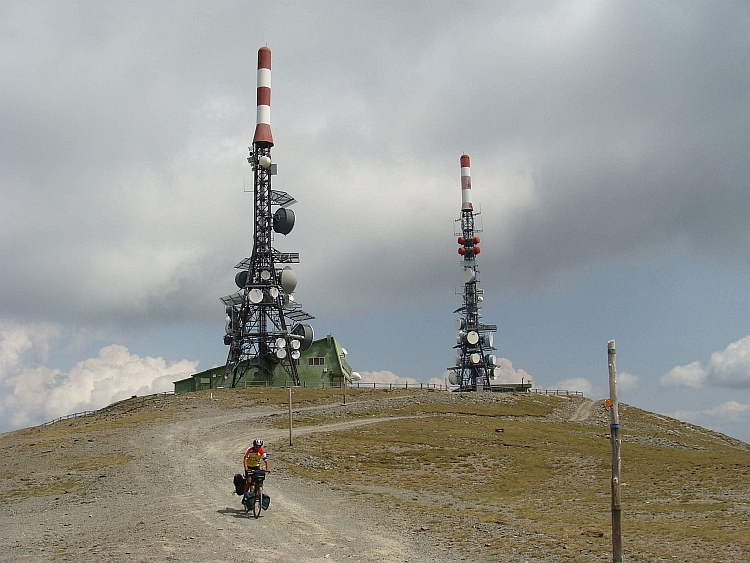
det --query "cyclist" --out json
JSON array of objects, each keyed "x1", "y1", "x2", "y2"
[{"x1": 244, "y1": 438, "x2": 269, "y2": 495}]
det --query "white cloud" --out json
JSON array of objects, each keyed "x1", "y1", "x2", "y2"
[
  {"x1": 490, "y1": 358, "x2": 533, "y2": 386},
  {"x1": 661, "y1": 361, "x2": 707, "y2": 388},
  {"x1": 703, "y1": 400, "x2": 749, "y2": 421},
  {"x1": 356, "y1": 370, "x2": 418, "y2": 385},
  {"x1": 661, "y1": 336, "x2": 750, "y2": 389},
  {"x1": 0, "y1": 324, "x2": 198, "y2": 432},
  {"x1": 554, "y1": 377, "x2": 593, "y2": 396},
  {"x1": 673, "y1": 401, "x2": 749, "y2": 426},
  {"x1": 616, "y1": 371, "x2": 641, "y2": 391}
]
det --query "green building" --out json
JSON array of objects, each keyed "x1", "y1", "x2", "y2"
[{"x1": 174, "y1": 334, "x2": 353, "y2": 393}]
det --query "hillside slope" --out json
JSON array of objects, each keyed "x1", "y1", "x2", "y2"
[{"x1": 1, "y1": 388, "x2": 748, "y2": 562}]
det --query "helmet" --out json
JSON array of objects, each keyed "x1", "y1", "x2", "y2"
[{"x1": 253, "y1": 438, "x2": 263, "y2": 447}]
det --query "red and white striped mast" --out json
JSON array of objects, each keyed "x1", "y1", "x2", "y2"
[
  {"x1": 222, "y1": 46, "x2": 314, "y2": 388},
  {"x1": 450, "y1": 154, "x2": 497, "y2": 391}
]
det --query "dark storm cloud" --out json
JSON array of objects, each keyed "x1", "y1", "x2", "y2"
[{"x1": 1, "y1": 1, "x2": 749, "y2": 323}]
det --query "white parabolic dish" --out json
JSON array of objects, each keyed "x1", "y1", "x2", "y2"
[
  {"x1": 280, "y1": 266, "x2": 297, "y2": 294},
  {"x1": 460, "y1": 267, "x2": 475, "y2": 284},
  {"x1": 248, "y1": 289, "x2": 263, "y2": 303}
]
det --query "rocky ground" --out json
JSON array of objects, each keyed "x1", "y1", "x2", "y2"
[
  {"x1": 0, "y1": 392, "x2": 488, "y2": 563},
  {"x1": 1, "y1": 389, "x2": 748, "y2": 563}
]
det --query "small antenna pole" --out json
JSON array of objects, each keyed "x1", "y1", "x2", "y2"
[{"x1": 288, "y1": 387, "x2": 293, "y2": 446}]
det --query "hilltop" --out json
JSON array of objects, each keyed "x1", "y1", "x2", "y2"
[{"x1": 1, "y1": 388, "x2": 748, "y2": 562}]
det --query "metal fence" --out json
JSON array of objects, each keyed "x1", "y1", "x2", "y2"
[
  {"x1": 529, "y1": 388, "x2": 585, "y2": 397},
  {"x1": 42, "y1": 385, "x2": 583, "y2": 426},
  {"x1": 41, "y1": 410, "x2": 95, "y2": 426},
  {"x1": 235, "y1": 380, "x2": 449, "y2": 390},
  {"x1": 41, "y1": 391, "x2": 175, "y2": 426}
]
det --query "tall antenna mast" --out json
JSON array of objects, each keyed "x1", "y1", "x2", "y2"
[
  {"x1": 448, "y1": 154, "x2": 498, "y2": 390},
  {"x1": 221, "y1": 46, "x2": 314, "y2": 388}
]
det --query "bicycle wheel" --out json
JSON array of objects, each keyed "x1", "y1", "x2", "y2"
[{"x1": 253, "y1": 486, "x2": 263, "y2": 518}]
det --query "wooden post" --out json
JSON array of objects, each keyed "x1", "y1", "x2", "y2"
[
  {"x1": 288, "y1": 387, "x2": 293, "y2": 446},
  {"x1": 608, "y1": 340, "x2": 623, "y2": 562}
]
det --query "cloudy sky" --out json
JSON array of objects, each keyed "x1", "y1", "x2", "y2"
[{"x1": 2, "y1": 1, "x2": 750, "y2": 442}]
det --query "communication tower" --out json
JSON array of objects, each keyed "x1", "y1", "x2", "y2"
[
  {"x1": 448, "y1": 155, "x2": 498, "y2": 391},
  {"x1": 220, "y1": 47, "x2": 314, "y2": 388}
]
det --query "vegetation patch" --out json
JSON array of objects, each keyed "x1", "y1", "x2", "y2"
[{"x1": 272, "y1": 391, "x2": 750, "y2": 562}]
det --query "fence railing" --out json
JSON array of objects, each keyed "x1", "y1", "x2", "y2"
[
  {"x1": 529, "y1": 388, "x2": 585, "y2": 397},
  {"x1": 234, "y1": 380, "x2": 448, "y2": 391},
  {"x1": 42, "y1": 385, "x2": 583, "y2": 426},
  {"x1": 41, "y1": 410, "x2": 95, "y2": 426},
  {"x1": 41, "y1": 391, "x2": 175, "y2": 426},
  {"x1": 351, "y1": 382, "x2": 446, "y2": 390}
]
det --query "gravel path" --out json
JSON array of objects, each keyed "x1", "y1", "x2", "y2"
[{"x1": 0, "y1": 399, "x2": 480, "y2": 563}]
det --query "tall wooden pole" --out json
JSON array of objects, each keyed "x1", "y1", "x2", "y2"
[{"x1": 608, "y1": 340, "x2": 623, "y2": 562}]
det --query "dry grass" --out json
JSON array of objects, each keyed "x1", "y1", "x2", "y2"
[{"x1": 272, "y1": 391, "x2": 750, "y2": 562}]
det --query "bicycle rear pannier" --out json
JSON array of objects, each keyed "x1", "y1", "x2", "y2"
[{"x1": 233, "y1": 473, "x2": 245, "y2": 495}]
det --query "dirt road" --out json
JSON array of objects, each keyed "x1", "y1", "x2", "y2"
[{"x1": 0, "y1": 399, "x2": 476, "y2": 563}]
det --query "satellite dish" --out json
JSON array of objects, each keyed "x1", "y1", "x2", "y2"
[
  {"x1": 485, "y1": 354, "x2": 496, "y2": 366},
  {"x1": 268, "y1": 286, "x2": 279, "y2": 299},
  {"x1": 466, "y1": 331, "x2": 479, "y2": 345},
  {"x1": 276, "y1": 348, "x2": 287, "y2": 359},
  {"x1": 289, "y1": 339, "x2": 300, "y2": 350},
  {"x1": 280, "y1": 266, "x2": 297, "y2": 293},
  {"x1": 493, "y1": 366, "x2": 502, "y2": 379},
  {"x1": 448, "y1": 373, "x2": 459, "y2": 385},
  {"x1": 275, "y1": 337, "x2": 286, "y2": 349},
  {"x1": 273, "y1": 208, "x2": 295, "y2": 235},
  {"x1": 482, "y1": 333, "x2": 493, "y2": 348},
  {"x1": 455, "y1": 318, "x2": 465, "y2": 330},
  {"x1": 341, "y1": 348, "x2": 348, "y2": 355},
  {"x1": 235, "y1": 270, "x2": 249, "y2": 289},
  {"x1": 258, "y1": 155, "x2": 272, "y2": 168},
  {"x1": 291, "y1": 350, "x2": 300, "y2": 360},
  {"x1": 292, "y1": 323, "x2": 314, "y2": 350},
  {"x1": 248, "y1": 288, "x2": 263, "y2": 303},
  {"x1": 260, "y1": 270, "x2": 271, "y2": 280},
  {"x1": 351, "y1": 371, "x2": 361, "y2": 381},
  {"x1": 460, "y1": 267, "x2": 475, "y2": 284},
  {"x1": 477, "y1": 296, "x2": 484, "y2": 302},
  {"x1": 470, "y1": 353, "x2": 481, "y2": 364}
]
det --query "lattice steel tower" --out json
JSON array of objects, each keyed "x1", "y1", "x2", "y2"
[
  {"x1": 448, "y1": 154, "x2": 498, "y2": 391},
  {"x1": 221, "y1": 46, "x2": 314, "y2": 388}
]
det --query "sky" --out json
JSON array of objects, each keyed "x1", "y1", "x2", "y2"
[{"x1": 2, "y1": 1, "x2": 750, "y2": 442}]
